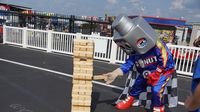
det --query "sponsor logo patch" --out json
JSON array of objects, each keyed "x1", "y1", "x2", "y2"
[{"x1": 136, "y1": 38, "x2": 147, "y2": 48}]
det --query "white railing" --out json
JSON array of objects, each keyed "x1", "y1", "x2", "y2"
[
  {"x1": 26, "y1": 29, "x2": 48, "y2": 50},
  {"x1": 168, "y1": 44, "x2": 200, "y2": 76},
  {"x1": 3, "y1": 25, "x2": 200, "y2": 77}
]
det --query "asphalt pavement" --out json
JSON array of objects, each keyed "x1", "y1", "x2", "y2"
[{"x1": 0, "y1": 44, "x2": 192, "y2": 112}]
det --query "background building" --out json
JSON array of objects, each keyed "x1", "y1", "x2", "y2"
[{"x1": 1, "y1": 2, "x2": 198, "y2": 46}]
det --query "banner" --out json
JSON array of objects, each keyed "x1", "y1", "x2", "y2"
[{"x1": 155, "y1": 29, "x2": 175, "y2": 43}]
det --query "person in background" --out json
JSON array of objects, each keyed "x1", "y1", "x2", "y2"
[
  {"x1": 193, "y1": 36, "x2": 200, "y2": 47},
  {"x1": 185, "y1": 37, "x2": 200, "y2": 112}
]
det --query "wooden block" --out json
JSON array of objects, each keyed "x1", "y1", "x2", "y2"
[
  {"x1": 74, "y1": 68, "x2": 93, "y2": 73},
  {"x1": 80, "y1": 92, "x2": 91, "y2": 96},
  {"x1": 72, "y1": 89, "x2": 92, "y2": 95},
  {"x1": 93, "y1": 75, "x2": 106, "y2": 80},
  {"x1": 73, "y1": 68, "x2": 81, "y2": 73},
  {"x1": 72, "y1": 106, "x2": 91, "y2": 112},
  {"x1": 79, "y1": 107, "x2": 91, "y2": 112},
  {"x1": 73, "y1": 67, "x2": 81, "y2": 71},
  {"x1": 80, "y1": 67, "x2": 93, "y2": 71},
  {"x1": 86, "y1": 48, "x2": 94, "y2": 52},
  {"x1": 83, "y1": 107, "x2": 91, "y2": 111},
  {"x1": 72, "y1": 90, "x2": 92, "y2": 96},
  {"x1": 86, "y1": 69, "x2": 93, "y2": 74},
  {"x1": 74, "y1": 58, "x2": 93, "y2": 63},
  {"x1": 86, "y1": 54, "x2": 93, "y2": 58},
  {"x1": 73, "y1": 85, "x2": 92, "y2": 91},
  {"x1": 74, "y1": 61, "x2": 93, "y2": 66},
  {"x1": 73, "y1": 64, "x2": 80, "y2": 68},
  {"x1": 79, "y1": 52, "x2": 86, "y2": 57},
  {"x1": 72, "y1": 99, "x2": 91, "y2": 106},
  {"x1": 84, "y1": 100, "x2": 91, "y2": 106},
  {"x1": 73, "y1": 75, "x2": 84, "y2": 80},
  {"x1": 76, "y1": 75, "x2": 91, "y2": 80},
  {"x1": 73, "y1": 52, "x2": 79, "y2": 57},
  {"x1": 85, "y1": 76, "x2": 93, "y2": 80},
  {"x1": 73, "y1": 79, "x2": 86, "y2": 84},
  {"x1": 72, "y1": 98, "x2": 91, "y2": 106},
  {"x1": 73, "y1": 76, "x2": 93, "y2": 80},
  {"x1": 72, "y1": 79, "x2": 92, "y2": 85},
  {"x1": 80, "y1": 47, "x2": 87, "y2": 51},
  {"x1": 72, "y1": 84, "x2": 92, "y2": 90},
  {"x1": 72, "y1": 100, "x2": 80, "y2": 106},
  {"x1": 80, "y1": 64, "x2": 92, "y2": 68},
  {"x1": 74, "y1": 39, "x2": 88, "y2": 45},
  {"x1": 87, "y1": 42, "x2": 94, "y2": 46},
  {"x1": 73, "y1": 42, "x2": 80, "y2": 45},
  {"x1": 80, "y1": 42, "x2": 87, "y2": 46},
  {"x1": 76, "y1": 80, "x2": 86, "y2": 84},
  {"x1": 73, "y1": 70, "x2": 92, "y2": 75},
  {"x1": 73, "y1": 39, "x2": 94, "y2": 51},
  {"x1": 73, "y1": 70, "x2": 80, "y2": 74},
  {"x1": 71, "y1": 106, "x2": 79, "y2": 110},
  {"x1": 85, "y1": 81, "x2": 92, "y2": 84},
  {"x1": 73, "y1": 52, "x2": 93, "y2": 58},
  {"x1": 75, "y1": 67, "x2": 92, "y2": 71},
  {"x1": 73, "y1": 80, "x2": 79, "y2": 84},
  {"x1": 74, "y1": 45, "x2": 93, "y2": 49},
  {"x1": 73, "y1": 73, "x2": 93, "y2": 76},
  {"x1": 78, "y1": 69, "x2": 93, "y2": 74},
  {"x1": 85, "y1": 80, "x2": 92, "y2": 85},
  {"x1": 74, "y1": 51, "x2": 93, "y2": 56}
]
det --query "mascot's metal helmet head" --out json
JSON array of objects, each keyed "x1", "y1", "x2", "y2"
[{"x1": 112, "y1": 14, "x2": 158, "y2": 54}]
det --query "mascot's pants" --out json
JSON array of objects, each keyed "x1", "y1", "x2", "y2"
[{"x1": 129, "y1": 74, "x2": 172, "y2": 107}]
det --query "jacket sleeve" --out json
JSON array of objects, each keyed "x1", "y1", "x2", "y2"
[
  {"x1": 193, "y1": 55, "x2": 200, "y2": 79},
  {"x1": 120, "y1": 56, "x2": 135, "y2": 74}
]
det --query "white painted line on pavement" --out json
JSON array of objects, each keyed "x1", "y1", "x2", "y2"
[
  {"x1": 0, "y1": 58, "x2": 185, "y2": 106},
  {"x1": 178, "y1": 102, "x2": 185, "y2": 106}
]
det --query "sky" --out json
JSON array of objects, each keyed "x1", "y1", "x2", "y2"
[{"x1": 1, "y1": 0, "x2": 200, "y2": 22}]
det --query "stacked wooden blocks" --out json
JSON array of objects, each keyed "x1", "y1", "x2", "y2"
[{"x1": 71, "y1": 39, "x2": 94, "y2": 112}]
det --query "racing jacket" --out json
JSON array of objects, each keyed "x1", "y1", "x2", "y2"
[{"x1": 120, "y1": 39, "x2": 175, "y2": 77}]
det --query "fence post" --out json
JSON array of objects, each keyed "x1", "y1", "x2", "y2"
[
  {"x1": 3, "y1": 25, "x2": 6, "y2": 44},
  {"x1": 76, "y1": 33, "x2": 82, "y2": 39},
  {"x1": 22, "y1": 27, "x2": 27, "y2": 48},
  {"x1": 110, "y1": 39, "x2": 117, "y2": 63},
  {"x1": 47, "y1": 30, "x2": 52, "y2": 52}
]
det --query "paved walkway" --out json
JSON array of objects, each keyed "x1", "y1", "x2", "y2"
[{"x1": 0, "y1": 44, "x2": 191, "y2": 112}]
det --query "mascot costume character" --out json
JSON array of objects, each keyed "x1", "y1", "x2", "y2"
[{"x1": 102, "y1": 14, "x2": 178, "y2": 112}]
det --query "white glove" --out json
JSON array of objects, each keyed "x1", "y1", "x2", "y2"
[{"x1": 103, "y1": 68, "x2": 123, "y2": 84}]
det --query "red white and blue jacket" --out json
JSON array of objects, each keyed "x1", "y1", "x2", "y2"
[{"x1": 120, "y1": 39, "x2": 175, "y2": 76}]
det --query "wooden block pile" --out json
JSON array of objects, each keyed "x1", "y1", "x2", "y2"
[{"x1": 71, "y1": 39, "x2": 94, "y2": 112}]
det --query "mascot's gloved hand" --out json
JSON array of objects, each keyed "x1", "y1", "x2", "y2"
[
  {"x1": 147, "y1": 71, "x2": 161, "y2": 86},
  {"x1": 103, "y1": 68, "x2": 123, "y2": 85}
]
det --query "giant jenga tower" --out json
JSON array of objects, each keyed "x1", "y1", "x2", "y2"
[{"x1": 71, "y1": 39, "x2": 94, "y2": 112}]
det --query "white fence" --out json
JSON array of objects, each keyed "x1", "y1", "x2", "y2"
[{"x1": 3, "y1": 25, "x2": 200, "y2": 77}]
